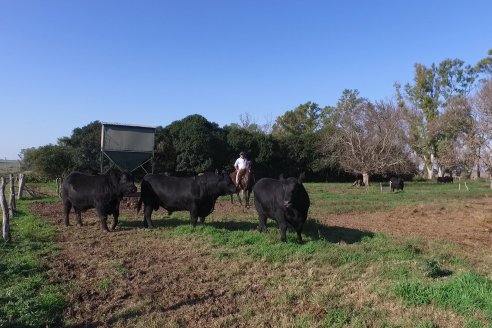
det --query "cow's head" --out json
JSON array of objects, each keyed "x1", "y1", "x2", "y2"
[
  {"x1": 218, "y1": 170, "x2": 237, "y2": 195},
  {"x1": 110, "y1": 170, "x2": 137, "y2": 194},
  {"x1": 282, "y1": 177, "x2": 302, "y2": 208}
]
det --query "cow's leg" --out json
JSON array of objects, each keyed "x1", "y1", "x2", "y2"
[
  {"x1": 256, "y1": 212, "x2": 268, "y2": 233},
  {"x1": 190, "y1": 207, "x2": 199, "y2": 229},
  {"x1": 111, "y1": 208, "x2": 120, "y2": 230},
  {"x1": 75, "y1": 210, "x2": 83, "y2": 226},
  {"x1": 143, "y1": 205, "x2": 154, "y2": 228},
  {"x1": 279, "y1": 221, "x2": 288, "y2": 242},
  {"x1": 63, "y1": 201, "x2": 72, "y2": 226},
  {"x1": 199, "y1": 216, "x2": 205, "y2": 223},
  {"x1": 96, "y1": 209, "x2": 110, "y2": 232},
  {"x1": 296, "y1": 223, "x2": 304, "y2": 243}
]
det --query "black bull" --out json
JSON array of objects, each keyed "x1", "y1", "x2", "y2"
[
  {"x1": 137, "y1": 171, "x2": 237, "y2": 228},
  {"x1": 61, "y1": 170, "x2": 137, "y2": 231},
  {"x1": 389, "y1": 177, "x2": 404, "y2": 192},
  {"x1": 253, "y1": 175, "x2": 310, "y2": 242}
]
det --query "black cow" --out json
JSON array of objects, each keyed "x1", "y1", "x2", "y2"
[
  {"x1": 437, "y1": 176, "x2": 453, "y2": 183},
  {"x1": 253, "y1": 174, "x2": 310, "y2": 243},
  {"x1": 137, "y1": 171, "x2": 237, "y2": 228},
  {"x1": 389, "y1": 177, "x2": 404, "y2": 192},
  {"x1": 62, "y1": 170, "x2": 137, "y2": 231}
]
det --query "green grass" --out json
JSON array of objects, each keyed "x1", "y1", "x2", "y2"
[
  {"x1": 0, "y1": 160, "x2": 21, "y2": 175},
  {"x1": 395, "y1": 272, "x2": 492, "y2": 317},
  {"x1": 305, "y1": 179, "x2": 492, "y2": 214},
  {"x1": 5, "y1": 179, "x2": 492, "y2": 327},
  {"x1": 158, "y1": 182, "x2": 492, "y2": 326},
  {"x1": 0, "y1": 201, "x2": 65, "y2": 328}
]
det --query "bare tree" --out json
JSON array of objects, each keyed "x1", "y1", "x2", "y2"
[{"x1": 320, "y1": 90, "x2": 415, "y2": 185}]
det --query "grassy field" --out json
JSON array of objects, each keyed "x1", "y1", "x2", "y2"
[
  {"x1": 0, "y1": 160, "x2": 21, "y2": 175},
  {"x1": 2, "y1": 179, "x2": 492, "y2": 327}
]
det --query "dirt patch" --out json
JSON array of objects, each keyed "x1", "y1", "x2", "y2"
[
  {"x1": 317, "y1": 200, "x2": 492, "y2": 250},
  {"x1": 29, "y1": 198, "x2": 492, "y2": 326}
]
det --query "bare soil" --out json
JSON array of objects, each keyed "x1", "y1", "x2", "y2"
[{"x1": 30, "y1": 197, "x2": 492, "y2": 327}]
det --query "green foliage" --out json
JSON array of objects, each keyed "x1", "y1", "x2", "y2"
[
  {"x1": 61, "y1": 120, "x2": 101, "y2": 172},
  {"x1": 0, "y1": 202, "x2": 65, "y2": 327},
  {"x1": 21, "y1": 145, "x2": 74, "y2": 179},
  {"x1": 167, "y1": 114, "x2": 228, "y2": 173},
  {"x1": 272, "y1": 102, "x2": 329, "y2": 177},
  {"x1": 153, "y1": 127, "x2": 176, "y2": 173}
]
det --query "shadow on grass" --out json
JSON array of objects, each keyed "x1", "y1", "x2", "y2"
[
  {"x1": 119, "y1": 215, "x2": 374, "y2": 245},
  {"x1": 304, "y1": 219, "x2": 375, "y2": 244}
]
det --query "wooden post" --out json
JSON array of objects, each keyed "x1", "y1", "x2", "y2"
[
  {"x1": 1, "y1": 176, "x2": 11, "y2": 242},
  {"x1": 465, "y1": 182, "x2": 469, "y2": 191},
  {"x1": 380, "y1": 182, "x2": 383, "y2": 193},
  {"x1": 9, "y1": 174, "x2": 16, "y2": 217},
  {"x1": 55, "y1": 177, "x2": 62, "y2": 197},
  {"x1": 17, "y1": 173, "x2": 25, "y2": 200}
]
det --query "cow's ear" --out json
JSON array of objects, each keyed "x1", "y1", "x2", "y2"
[{"x1": 298, "y1": 172, "x2": 306, "y2": 183}]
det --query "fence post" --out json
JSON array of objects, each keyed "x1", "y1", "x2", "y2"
[
  {"x1": 9, "y1": 174, "x2": 16, "y2": 217},
  {"x1": 17, "y1": 173, "x2": 25, "y2": 200},
  {"x1": 1, "y1": 176, "x2": 11, "y2": 242},
  {"x1": 56, "y1": 177, "x2": 62, "y2": 197}
]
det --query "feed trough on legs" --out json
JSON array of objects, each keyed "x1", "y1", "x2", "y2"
[{"x1": 100, "y1": 122, "x2": 156, "y2": 174}]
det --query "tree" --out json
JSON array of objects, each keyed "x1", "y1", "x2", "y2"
[
  {"x1": 153, "y1": 127, "x2": 176, "y2": 173},
  {"x1": 272, "y1": 102, "x2": 328, "y2": 177},
  {"x1": 166, "y1": 114, "x2": 228, "y2": 173},
  {"x1": 224, "y1": 125, "x2": 280, "y2": 178},
  {"x1": 402, "y1": 59, "x2": 478, "y2": 178},
  {"x1": 476, "y1": 49, "x2": 492, "y2": 76},
  {"x1": 59, "y1": 121, "x2": 102, "y2": 172},
  {"x1": 473, "y1": 79, "x2": 492, "y2": 177},
  {"x1": 21, "y1": 145, "x2": 74, "y2": 179},
  {"x1": 320, "y1": 90, "x2": 414, "y2": 186},
  {"x1": 432, "y1": 96, "x2": 475, "y2": 175}
]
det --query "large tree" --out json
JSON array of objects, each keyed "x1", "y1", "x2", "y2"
[
  {"x1": 166, "y1": 114, "x2": 227, "y2": 173},
  {"x1": 321, "y1": 90, "x2": 414, "y2": 186},
  {"x1": 59, "y1": 120, "x2": 102, "y2": 172},
  {"x1": 402, "y1": 59, "x2": 477, "y2": 178},
  {"x1": 272, "y1": 102, "x2": 328, "y2": 177}
]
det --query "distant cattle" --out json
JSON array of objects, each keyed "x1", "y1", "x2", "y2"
[
  {"x1": 137, "y1": 171, "x2": 237, "y2": 228},
  {"x1": 62, "y1": 170, "x2": 137, "y2": 231},
  {"x1": 389, "y1": 177, "x2": 404, "y2": 192},
  {"x1": 253, "y1": 174, "x2": 310, "y2": 242},
  {"x1": 437, "y1": 176, "x2": 453, "y2": 183}
]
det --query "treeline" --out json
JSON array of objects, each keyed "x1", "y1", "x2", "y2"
[
  {"x1": 21, "y1": 50, "x2": 492, "y2": 183},
  {"x1": 21, "y1": 112, "x2": 352, "y2": 182}
]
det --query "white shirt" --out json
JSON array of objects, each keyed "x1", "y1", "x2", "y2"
[{"x1": 234, "y1": 157, "x2": 248, "y2": 170}]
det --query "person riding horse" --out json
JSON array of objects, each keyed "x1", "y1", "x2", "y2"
[
  {"x1": 231, "y1": 151, "x2": 255, "y2": 207},
  {"x1": 234, "y1": 151, "x2": 248, "y2": 188}
]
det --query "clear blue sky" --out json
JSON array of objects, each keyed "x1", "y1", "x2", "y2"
[{"x1": 1, "y1": 0, "x2": 491, "y2": 159}]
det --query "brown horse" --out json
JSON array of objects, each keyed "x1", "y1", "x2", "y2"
[{"x1": 230, "y1": 161, "x2": 255, "y2": 207}]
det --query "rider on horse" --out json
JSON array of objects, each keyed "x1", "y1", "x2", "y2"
[{"x1": 234, "y1": 151, "x2": 248, "y2": 189}]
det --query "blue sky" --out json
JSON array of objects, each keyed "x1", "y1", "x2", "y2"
[{"x1": 1, "y1": 0, "x2": 491, "y2": 159}]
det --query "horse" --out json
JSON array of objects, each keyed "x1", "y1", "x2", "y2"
[{"x1": 230, "y1": 161, "x2": 255, "y2": 208}]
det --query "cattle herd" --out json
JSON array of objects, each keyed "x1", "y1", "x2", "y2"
[
  {"x1": 60, "y1": 169, "x2": 453, "y2": 242},
  {"x1": 61, "y1": 169, "x2": 310, "y2": 242}
]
